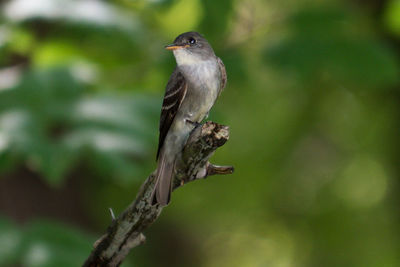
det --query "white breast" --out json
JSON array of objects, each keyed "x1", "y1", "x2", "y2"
[
  {"x1": 173, "y1": 49, "x2": 220, "y2": 90},
  {"x1": 197, "y1": 60, "x2": 219, "y2": 91},
  {"x1": 173, "y1": 49, "x2": 201, "y2": 66},
  {"x1": 172, "y1": 49, "x2": 221, "y2": 124}
]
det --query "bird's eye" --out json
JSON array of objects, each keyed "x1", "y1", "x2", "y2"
[{"x1": 188, "y1": 38, "x2": 196, "y2": 44}]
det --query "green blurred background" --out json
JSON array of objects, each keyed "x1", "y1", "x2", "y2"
[{"x1": 0, "y1": 0, "x2": 399, "y2": 266}]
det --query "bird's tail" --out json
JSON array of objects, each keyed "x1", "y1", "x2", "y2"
[{"x1": 151, "y1": 151, "x2": 175, "y2": 206}]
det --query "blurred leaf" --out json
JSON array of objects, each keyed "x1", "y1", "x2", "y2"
[
  {"x1": 156, "y1": 0, "x2": 203, "y2": 36},
  {"x1": 21, "y1": 220, "x2": 92, "y2": 267},
  {"x1": 33, "y1": 41, "x2": 85, "y2": 68},
  {"x1": 199, "y1": 0, "x2": 234, "y2": 41},
  {"x1": 384, "y1": 0, "x2": 400, "y2": 36},
  {"x1": 0, "y1": 217, "x2": 22, "y2": 266},
  {"x1": 8, "y1": 27, "x2": 35, "y2": 54},
  {"x1": 3, "y1": 0, "x2": 136, "y2": 30},
  {"x1": 27, "y1": 144, "x2": 75, "y2": 185},
  {"x1": 264, "y1": 6, "x2": 400, "y2": 90},
  {"x1": 0, "y1": 68, "x2": 158, "y2": 185}
]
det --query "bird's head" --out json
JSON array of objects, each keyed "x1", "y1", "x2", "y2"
[{"x1": 165, "y1": 32, "x2": 215, "y2": 66}]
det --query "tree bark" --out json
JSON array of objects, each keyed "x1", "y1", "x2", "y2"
[{"x1": 83, "y1": 121, "x2": 233, "y2": 266}]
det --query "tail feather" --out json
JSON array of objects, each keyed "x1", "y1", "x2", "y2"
[{"x1": 152, "y1": 152, "x2": 174, "y2": 206}]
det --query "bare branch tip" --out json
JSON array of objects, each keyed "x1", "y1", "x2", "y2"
[{"x1": 207, "y1": 163, "x2": 234, "y2": 176}]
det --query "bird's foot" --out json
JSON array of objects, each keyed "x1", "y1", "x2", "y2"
[{"x1": 185, "y1": 119, "x2": 201, "y2": 127}]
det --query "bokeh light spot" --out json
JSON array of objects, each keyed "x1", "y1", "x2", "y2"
[
  {"x1": 335, "y1": 155, "x2": 388, "y2": 208},
  {"x1": 157, "y1": 0, "x2": 204, "y2": 36},
  {"x1": 23, "y1": 243, "x2": 51, "y2": 267}
]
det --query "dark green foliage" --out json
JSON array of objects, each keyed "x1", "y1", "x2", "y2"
[
  {"x1": 265, "y1": 7, "x2": 400, "y2": 89},
  {"x1": 0, "y1": 68, "x2": 158, "y2": 185},
  {"x1": 0, "y1": 217, "x2": 92, "y2": 266}
]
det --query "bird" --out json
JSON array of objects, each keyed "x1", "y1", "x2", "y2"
[{"x1": 152, "y1": 32, "x2": 227, "y2": 206}]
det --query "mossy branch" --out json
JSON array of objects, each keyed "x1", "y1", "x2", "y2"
[{"x1": 83, "y1": 121, "x2": 233, "y2": 266}]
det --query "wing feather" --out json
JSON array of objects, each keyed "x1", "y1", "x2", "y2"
[
  {"x1": 156, "y1": 68, "x2": 187, "y2": 159},
  {"x1": 217, "y1": 57, "x2": 227, "y2": 93}
]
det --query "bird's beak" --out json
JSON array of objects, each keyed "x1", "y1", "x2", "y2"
[{"x1": 165, "y1": 44, "x2": 189, "y2": 50}]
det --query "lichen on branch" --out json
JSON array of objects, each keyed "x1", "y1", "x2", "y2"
[{"x1": 83, "y1": 121, "x2": 233, "y2": 267}]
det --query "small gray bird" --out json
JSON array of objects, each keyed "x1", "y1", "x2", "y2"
[{"x1": 152, "y1": 32, "x2": 227, "y2": 206}]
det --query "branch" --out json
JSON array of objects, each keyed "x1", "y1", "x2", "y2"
[{"x1": 83, "y1": 121, "x2": 233, "y2": 266}]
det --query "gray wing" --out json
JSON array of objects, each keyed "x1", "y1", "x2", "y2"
[
  {"x1": 217, "y1": 57, "x2": 227, "y2": 93},
  {"x1": 157, "y1": 68, "x2": 187, "y2": 159}
]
